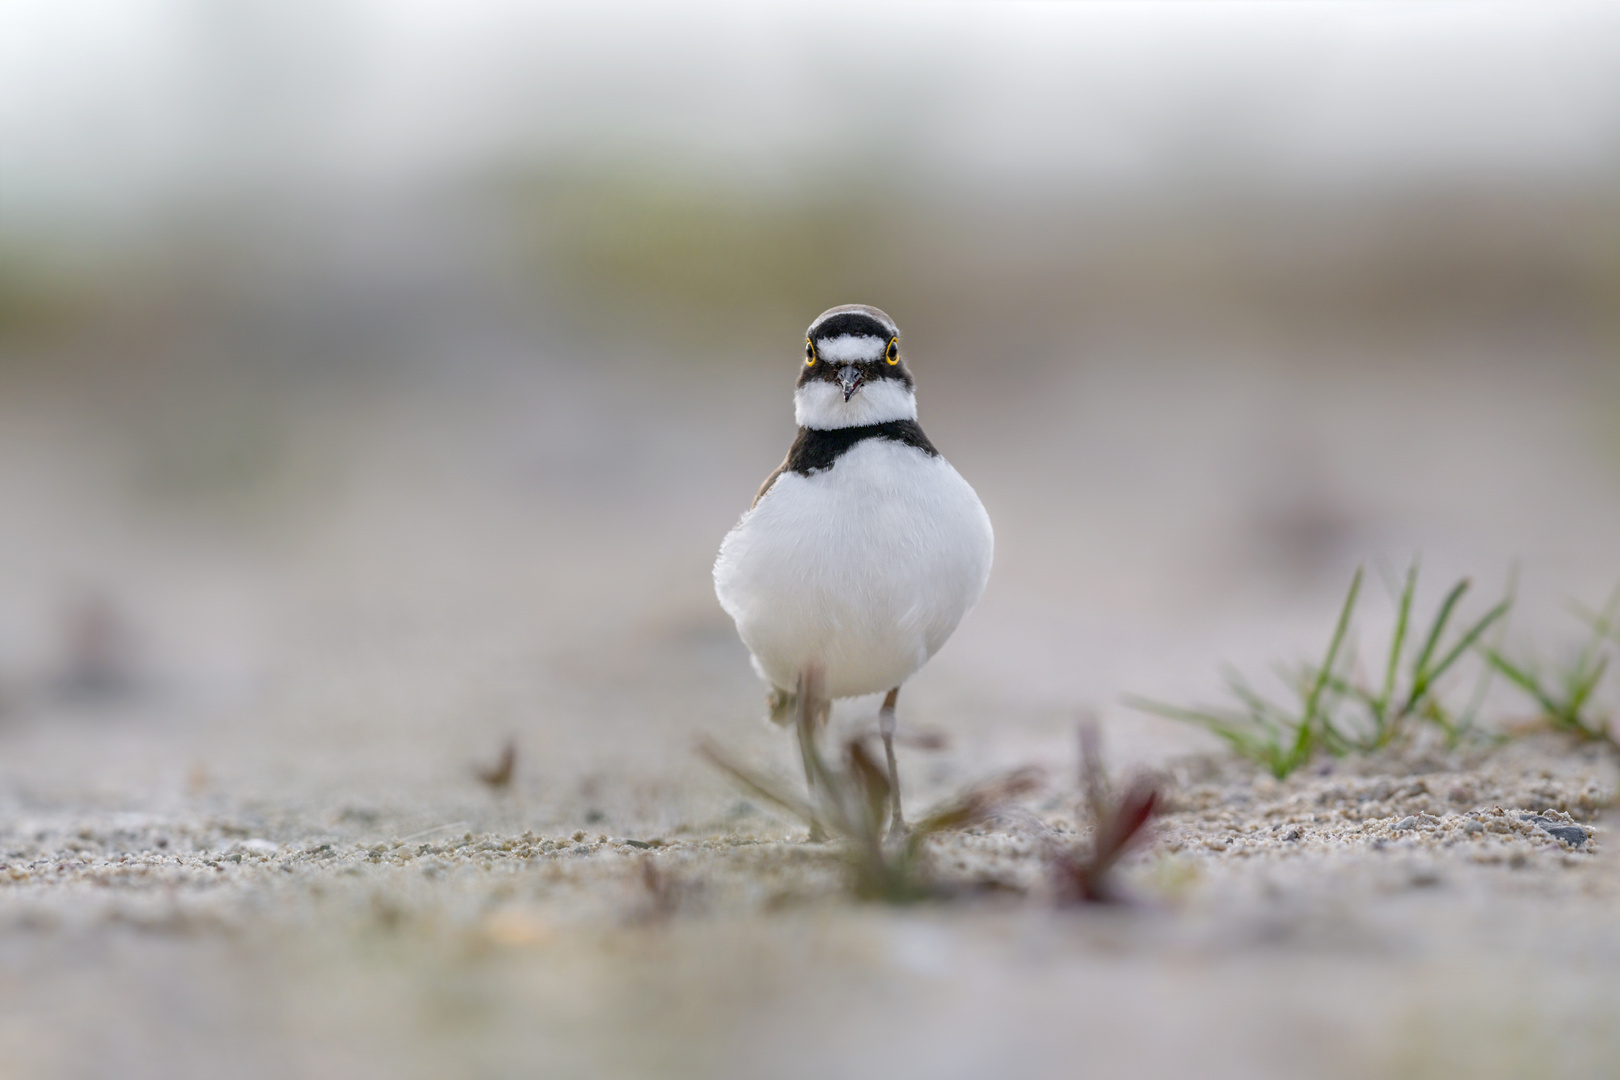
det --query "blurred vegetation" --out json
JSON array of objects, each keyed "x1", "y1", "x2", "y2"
[
  {"x1": 0, "y1": 233, "x2": 317, "y2": 515},
  {"x1": 0, "y1": 244, "x2": 101, "y2": 345},
  {"x1": 497, "y1": 169, "x2": 1620, "y2": 365},
  {"x1": 502, "y1": 170, "x2": 911, "y2": 352},
  {"x1": 7, "y1": 166, "x2": 1619, "y2": 368}
]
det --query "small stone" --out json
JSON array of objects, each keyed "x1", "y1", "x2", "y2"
[
  {"x1": 1279, "y1": 827, "x2": 1301, "y2": 842},
  {"x1": 1393, "y1": 816, "x2": 1419, "y2": 831},
  {"x1": 1462, "y1": 820, "x2": 1484, "y2": 834},
  {"x1": 1541, "y1": 824, "x2": 1588, "y2": 848}
]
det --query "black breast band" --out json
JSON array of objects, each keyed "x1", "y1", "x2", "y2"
[{"x1": 784, "y1": 419, "x2": 939, "y2": 476}]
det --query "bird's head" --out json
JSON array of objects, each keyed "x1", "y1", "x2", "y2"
[{"x1": 794, "y1": 304, "x2": 917, "y2": 430}]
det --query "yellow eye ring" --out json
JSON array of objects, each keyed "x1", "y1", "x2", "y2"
[
  {"x1": 885, "y1": 337, "x2": 899, "y2": 365},
  {"x1": 805, "y1": 338, "x2": 816, "y2": 365}
]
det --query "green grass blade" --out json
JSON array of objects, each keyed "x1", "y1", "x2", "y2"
[
  {"x1": 1123, "y1": 695, "x2": 1241, "y2": 730},
  {"x1": 1567, "y1": 590, "x2": 1620, "y2": 687},
  {"x1": 1123, "y1": 696, "x2": 1279, "y2": 765},
  {"x1": 1291, "y1": 567, "x2": 1362, "y2": 769},
  {"x1": 1378, "y1": 558, "x2": 1419, "y2": 722},
  {"x1": 1319, "y1": 671, "x2": 1378, "y2": 709},
  {"x1": 1564, "y1": 654, "x2": 1608, "y2": 723},
  {"x1": 1408, "y1": 598, "x2": 1510, "y2": 706},
  {"x1": 1220, "y1": 670, "x2": 1294, "y2": 734},
  {"x1": 1601, "y1": 585, "x2": 1620, "y2": 647},
  {"x1": 1411, "y1": 577, "x2": 1471, "y2": 686},
  {"x1": 1482, "y1": 648, "x2": 1563, "y2": 719},
  {"x1": 1571, "y1": 585, "x2": 1620, "y2": 664},
  {"x1": 1124, "y1": 696, "x2": 1261, "y2": 742},
  {"x1": 1458, "y1": 572, "x2": 1516, "y2": 736}
]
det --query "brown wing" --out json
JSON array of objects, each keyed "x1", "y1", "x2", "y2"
[{"x1": 751, "y1": 454, "x2": 791, "y2": 509}]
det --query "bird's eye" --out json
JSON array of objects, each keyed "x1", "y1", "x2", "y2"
[
  {"x1": 885, "y1": 337, "x2": 899, "y2": 365},
  {"x1": 805, "y1": 339, "x2": 816, "y2": 365}
]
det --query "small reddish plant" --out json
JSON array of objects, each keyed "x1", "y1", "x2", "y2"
[{"x1": 1050, "y1": 724, "x2": 1159, "y2": 905}]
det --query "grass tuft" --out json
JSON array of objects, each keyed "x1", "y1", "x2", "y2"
[
  {"x1": 1328, "y1": 560, "x2": 1510, "y2": 748},
  {"x1": 1483, "y1": 586, "x2": 1619, "y2": 745},
  {"x1": 700, "y1": 669, "x2": 1041, "y2": 903},
  {"x1": 1127, "y1": 560, "x2": 1510, "y2": 777},
  {"x1": 1125, "y1": 566, "x2": 1364, "y2": 777}
]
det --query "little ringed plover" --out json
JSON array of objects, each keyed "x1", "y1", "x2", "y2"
[{"x1": 713, "y1": 304, "x2": 994, "y2": 835}]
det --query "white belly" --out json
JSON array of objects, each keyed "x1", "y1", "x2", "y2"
[{"x1": 713, "y1": 438, "x2": 994, "y2": 699}]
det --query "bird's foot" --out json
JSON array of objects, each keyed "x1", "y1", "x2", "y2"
[{"x1": 885, "y1": 812, "x2": 908, "y2": 846}]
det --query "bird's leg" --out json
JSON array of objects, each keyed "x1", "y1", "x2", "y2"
[
  {"x1": 798, "y1": 734, "x2": 826, "y2": 842},
  {"x1": 794, "y1": 676, "x2": 830, "y2": 843},
  {"x1": 880, "y1": 686, "x2": 906, "y2": 839}
]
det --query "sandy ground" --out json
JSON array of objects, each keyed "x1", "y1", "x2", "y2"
[
  {"x1": 2, "y1": 729, "x2": 1616, "y2": 1080},
  {"x1": 2, "y1": 303, "x2": 1619, "y2": 1078}
]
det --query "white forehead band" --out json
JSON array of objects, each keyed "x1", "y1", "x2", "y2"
[{"x1": 814, "y1": 334, "x2": 887, "y2": 363}]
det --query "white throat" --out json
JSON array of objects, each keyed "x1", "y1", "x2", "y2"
[{"x1": 794, "y1": 379, "x2": 918, "y2": 429}]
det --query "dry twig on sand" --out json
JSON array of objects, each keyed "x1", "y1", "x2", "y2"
[{"x1": 476, "y1": 739, "x2": 517, "y2": 790}]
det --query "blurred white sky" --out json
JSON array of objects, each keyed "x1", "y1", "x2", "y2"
[{"x1": 4, "y1": 1, "x2": 1620, "y2": 234}]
